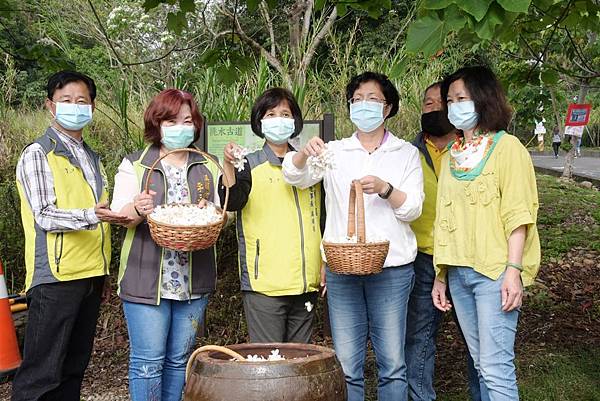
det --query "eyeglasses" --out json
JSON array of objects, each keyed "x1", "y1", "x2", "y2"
[{"x1": 348, "y1": 97, "x2": 387, "y2": 105}]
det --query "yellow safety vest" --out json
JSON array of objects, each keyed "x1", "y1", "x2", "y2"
[
  {"x1": 17, "y1": 129, "x2": 110, "y2": 291},
  {"x1": 237, "y1": 145, "x2": 322, "y2": 296}
]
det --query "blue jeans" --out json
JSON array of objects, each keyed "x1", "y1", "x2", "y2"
[
  {"x1": 406, "y1": 252, "x2": 484, "y2": 401},
  {"x1": 448, "y1": 268, "x2": 519, "y2": 401},
  {"x1": 326, "y1": 264, "x2": 415, "y2": 401},
  {"x1": 123, "y1": 297, "x2": 209, "y2": 401}
]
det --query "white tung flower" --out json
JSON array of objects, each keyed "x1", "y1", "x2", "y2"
[
  {"x1": 307, "y1": 145, "x2": 335, "y2": 180},
  {"x1": 150, "y1": 203, "x2": 222, "y2": 226},
  {"x1": 244, "y1": 349, "x2": 285, "y2": 362},
  {"x1": 232, "y1": 147, "x2": 249, "y2": 172}
]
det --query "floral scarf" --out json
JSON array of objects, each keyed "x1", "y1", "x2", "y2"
[{"x1": 448, "y1": 131, "x2": 505, "y2": 181}]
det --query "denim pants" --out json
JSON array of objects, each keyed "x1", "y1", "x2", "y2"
[
  {"x1": 326, "y1": 264, "x2": 414, "y2": 401},
  {"x1": 405, "y1": 252, "x2": 485, "y2": 401},
  {"x1": 123, "y1": 296, "x2": 209, "y2": 401},
  {"x1": 448, "y1": 268, "x2": 519, "y2": 401},
  {"x1": 11, "y1": 277, "x2": 104, "y2": 401}
]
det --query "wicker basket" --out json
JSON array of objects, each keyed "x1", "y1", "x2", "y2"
[
  {"x1": 144, "y1": 148, "x2": 229, "y2": 252},
  {"x1": 322, "y1": 181, "x2": 389, "y2": 275}
]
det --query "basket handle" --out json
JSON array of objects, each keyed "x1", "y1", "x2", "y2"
[
  {"x1": 185, "y1": 345, "x2": 246, "y2": 382},
  {"x1": 346, "y1": 180, "x2": 366, "y2": 244},
  {"x1": 143, "y1": 147, "x2": 229, "y2": 216}
]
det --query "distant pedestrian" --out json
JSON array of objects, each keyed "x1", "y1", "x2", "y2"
[{"x1": 552, "y1": 126, "x2": 561, "y2": 158}]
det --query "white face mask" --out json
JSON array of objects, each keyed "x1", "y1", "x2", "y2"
[
  {"x1": 349, "y1": 101, "x2": 384, "y2": 133},
  {"x1": 261, "y1": 117, "x2": 295, "y2": 144},
  {"x1": 448, "y1": 100, "x2": 479, "y2": 130}
]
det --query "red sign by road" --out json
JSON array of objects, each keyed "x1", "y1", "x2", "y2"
[{"x1": 565, "y1": 103, "x2": 592, "y2": 126}]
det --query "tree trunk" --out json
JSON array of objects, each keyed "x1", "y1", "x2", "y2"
[
  {"x1": 217, "y1": 0, "x2": 336, "y2": 90},
  {"x1": 549, "y1": 88, "x2": 563, "y2": 134},
  {"x1": 561, "y1": 79, "x2": 589, "y2": 179}
]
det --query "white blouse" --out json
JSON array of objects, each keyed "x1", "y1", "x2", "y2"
[{"x1": 282, "y1": 132, "x2": 424, "y2": 268}]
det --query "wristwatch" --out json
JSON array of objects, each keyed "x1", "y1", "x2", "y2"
[{"x1": 379, "y1": 182, "x2": 394, "y2": 200}]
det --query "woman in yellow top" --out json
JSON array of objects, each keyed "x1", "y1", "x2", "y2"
[{"x1": 431, "y1": 66, "x2": 540, "y2": 401}]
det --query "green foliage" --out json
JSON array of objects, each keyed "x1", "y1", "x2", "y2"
[
  {"x1": 246, "y1": 0, "x2": 278, "y2": 12},
  {"x1": 560, "y1": 140, "x2": 573, "y2": 152},
  {"x1": 141, "y1": 0, "x2": 395, "y2": 33},
  {"x1": 439, "y1": 347, "x2": 600, "y2": 401},
  {"x1": 322, "y1": 1, "x2": 414, "y2": 62},
  {"x1": 406, "y1": 0, "x2": 600, "y2": 60},
  {"x1": 518, "y1": 348, "x2": 600, "y2": 401},
  {"x1": 0, "y1": 182, "x2": 25, "y2": 292},
  {"x1": 166, "y1": 10, "x2": 188, "y2": 34},
  {"x1": 0, "y1": 0, "x2": 72, "y2": 70},
  {"x1": 456, "y1": 0, "x2": 494, "y2": 22},
  {"x1": 497, "y1": 0, "x2": 532, "y2": 13},
  {"x1": 535, "y1": 175, "x2": 600, "y2": 260},
  {"x1": 332, "y1": 0, "x2": 392, "y2": 18},
  {"x1": 406, "y1": 5, "x2": 466, "y2": 54}
]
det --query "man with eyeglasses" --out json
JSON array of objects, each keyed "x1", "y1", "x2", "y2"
[{"x1": 12, "y1": 70, "x2": 131, "y2": 401}]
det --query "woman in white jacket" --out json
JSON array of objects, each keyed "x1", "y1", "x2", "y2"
[{"x1": 282, "y1": 72, "x2": 424, "y2": 401}]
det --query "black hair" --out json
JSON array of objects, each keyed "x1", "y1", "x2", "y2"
[
  {"x1": 250, "y1": 88, "x2": 303, "y2": 138},
  {"x1": 440, "y1": 66, "x2": 512, "y2": 133},
  {"x1": 47, "y1": 70, "x2": 97, "y2": 101},
  {"x1": 345, "y1": 72, "x2": 400, "y2": 119},
  {"x1": 423, "y1": 81, "x2": 442, "y2": 101}
]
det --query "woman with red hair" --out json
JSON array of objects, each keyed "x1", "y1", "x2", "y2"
[{"x1": 111, "y1": 89, "x2": 218, "y2": 401}]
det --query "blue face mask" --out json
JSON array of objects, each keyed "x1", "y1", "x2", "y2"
[
  {"x1": 350, "y1": 101, "x2": 385, "y2": 133},
  {"x1": 261, "y1": 117, "x2": 295, "y2": 144},
  {"x1": 53, "y1": 102, "x2": 93, "y2": 131},
  {"x1": 448, "y1": 100, "x2": 479, "y2": 131},
  {"x1": 161, "y1": 125, "x2": 195, "y2": 150}
]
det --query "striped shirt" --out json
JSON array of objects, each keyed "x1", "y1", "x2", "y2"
[{"x1": 16, "y1": 127, "x2": 101, "y2": 233}]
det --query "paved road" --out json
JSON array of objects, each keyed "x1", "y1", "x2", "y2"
[{"x1": 531, "y1": 154, "x2": 600, "y2": 182}]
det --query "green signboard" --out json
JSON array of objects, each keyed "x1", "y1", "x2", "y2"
[{"x1": 205, "y1": 122, "x2": 322, "y2": 159}]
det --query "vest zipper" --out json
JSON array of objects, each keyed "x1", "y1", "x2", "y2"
[
  {"x1": 76, "y1": 157, "x2": 109, "y2": 275},
  {"x1": 254, "y1": 239, "x2": 260, "y2": 280},
  {"x1": 157, "y1": 168, "x2": 168, "y2": 306},
  {"x1": 292, "y1": 187, "x2": 307, "y2": 293},
  {"x1": 54, "y1": 233, "x2": 64, "y2": 272}
]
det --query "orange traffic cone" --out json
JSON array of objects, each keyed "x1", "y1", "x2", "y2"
[{"x1": 0, "y1": 260, "x2": 21, "y2": 376}]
